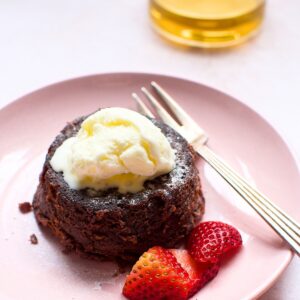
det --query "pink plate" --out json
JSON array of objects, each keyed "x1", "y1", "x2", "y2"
[{"x1": 0, "y1": 73, "x2": 299, "y2": 300}]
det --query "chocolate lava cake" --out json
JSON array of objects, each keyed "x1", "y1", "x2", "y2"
[{"x1": 33, "y1": 114, "x2": 205, "y2": 262}]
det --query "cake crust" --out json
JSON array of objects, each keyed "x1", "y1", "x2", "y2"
[{"x1": 33, "y1": 115, "x2": 205, "y2": 262}]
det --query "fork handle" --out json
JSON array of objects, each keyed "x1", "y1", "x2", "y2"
[{"x1": 196, "y1": 145, "x2": 300, "y2": 256}]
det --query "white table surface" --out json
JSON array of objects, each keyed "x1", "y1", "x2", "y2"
[{"x1": 0, "y1": 1, "x2": 299, "y2": 299}]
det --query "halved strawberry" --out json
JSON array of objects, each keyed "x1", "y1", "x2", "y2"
[
  {"x1": 170, "y1": 249, "x2": 220, "y2": 297},
  {"x1": 187, "y1": 221, "x2": 242, "y2": 264},
  {"x1": 122, "y1": 246, "x2": 191, "y2": 300}
]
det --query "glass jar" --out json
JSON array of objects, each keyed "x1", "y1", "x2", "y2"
[{"x1": 149, "y1": 0, "x2": 265, "y2": 48}]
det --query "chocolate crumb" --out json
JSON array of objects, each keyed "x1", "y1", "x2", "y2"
[
  {"x1": 19, "y1": 202, "x2": 32, "y2": 213},
  {"x1": 116, "y1": 259, "x2": 131, "y2": 274},
  {"x1": 30, "y1": 234, "x2": 38, "y2": 245}
]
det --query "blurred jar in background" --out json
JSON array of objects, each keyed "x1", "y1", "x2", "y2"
[{"x1": 149, "y1": 0, "x2": 265, "y2": 48}]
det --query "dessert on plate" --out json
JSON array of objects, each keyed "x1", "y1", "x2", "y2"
[{"x1": 33, "y1": 107, "x2": 204, "y2": 262}]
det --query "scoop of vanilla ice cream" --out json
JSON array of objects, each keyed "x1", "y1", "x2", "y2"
[{"x1": 50, "y1": 107, "x2": 175, "y2": 193}]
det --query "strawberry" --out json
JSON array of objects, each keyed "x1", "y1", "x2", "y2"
[
  {"x1": 122, "y1": 247, "x2": 220, "y2": 300},
  {"x1": 187, "y1": 221, "x2": 242, "y2": 264},
  {"x1": 170, "y1": 249, "x2": 220, "y2": 297},
  {"x1": 122, "y1": 221, "x2": 242, "y2": 300},
  {"x1": 122, "y1": 246, "x2": 191, "y2": 300}
]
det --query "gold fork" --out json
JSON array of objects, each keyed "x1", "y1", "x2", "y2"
[{"x1": 132, "y1": 81, "x2": 300, "y2": 256}]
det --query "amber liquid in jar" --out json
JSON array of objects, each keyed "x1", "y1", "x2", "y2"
[{"x1": 149, "y1": 0, "x2": 265, "y2": 48}]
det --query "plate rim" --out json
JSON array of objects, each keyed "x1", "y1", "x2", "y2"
[{"x1": 0, "y1": 72, "x2": 298, "y2": 300}]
